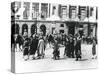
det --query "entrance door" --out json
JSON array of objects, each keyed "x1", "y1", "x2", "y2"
[
  {"x1": 68, "y1": 23, "x2": 75, "y2": 36},
  {"x1": 31, "y1": 24, "x2": 36, "y2": 35},
  {"x1": 11, "y1": 23, "x2": 19, "y2": 35},
  {"x1": 22, "y1": 24, "x2": 28, "y2": 35},
  {"x1": 40, "y1": 24, "x2": 46, "y2": 36}
]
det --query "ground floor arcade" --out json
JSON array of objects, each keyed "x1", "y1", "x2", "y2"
[{"x1": 11, "y1": 20, "x2": 97, "y2": 39}]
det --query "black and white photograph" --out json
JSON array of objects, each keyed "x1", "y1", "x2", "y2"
[{"x1": 11, "y1": 1, "x2": 98, "y2": 73}]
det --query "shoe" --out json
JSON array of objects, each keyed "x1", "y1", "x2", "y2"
[{"x1": 76, "y1": 58, "x2": 78, "y2": 61}]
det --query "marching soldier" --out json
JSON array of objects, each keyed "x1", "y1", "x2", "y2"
[
  {"x1": 29, "y1": 34, "x2": 38, "y2": 60},
  {"x1": 75, "y1": 35, "x2": 82, "y2": 61},
  {"x1": 69, "y1": 34, "x2": 74, "y2": 58}
]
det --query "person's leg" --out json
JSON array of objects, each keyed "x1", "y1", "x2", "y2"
[
  {"x1": 15, "y1": 43, "x2": 17, "y2": 52},
  {"x1": 75, "y1": 48, "x2": 78, "y2": 61},
  {"x1": 37, "y1": 49, "x2": 41, "y2": 59},
  {"x1": 16, "y1": 43, "x2": 20, "y2": 52},
  {"x1": 23, "y1": 48, "x2": 29, "y2": 61},
  {"x1": 71, "y1": 44, "x2": 74, "y2": 58},
  {"x1": 70, "y1": 46, "x2": 73, "y2": 58}
]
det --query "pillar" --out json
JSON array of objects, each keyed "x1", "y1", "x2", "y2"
[
  {"x1": 19, "y1": 23, "x2": 22, "y2": 35},
  {"x1": 28, "y1": 24, "x2": 31, "y2": 37},
  {"x1": 48, "y1": 3, "x2": 50, "y2": 17},
  {"x1": 39, "y1": 3, "x2": 41, "y2": 19},
  {"x1": 29, "y1": 2, "x2": 32, "y2": 20},
  {"x1": 50, "y1": 4, "x2": 53, "y2": 16},
  {"x1": 93, "y1": 25, "x2": 96, "y2": 37}
]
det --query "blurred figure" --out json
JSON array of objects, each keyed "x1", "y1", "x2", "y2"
[
  {"x1": 48, "y1": 34, "x2": 54, "y2": 48},
  {"x1": 37, "y1": 34, "x2": 45, "y2": 59},
  {"x1": 52, "y1": 39, "x2": 60, "y2": 60},
  {"x1": 92, "y1": 37, "x2": 97, "y2": 59},
  {"x1": 29, "y1": 34, "x2": 38, "y2": 60},
  {"x1": 69, "y1": 35, "x2": 74, "y2": 58},
  {"x1": 17, "y1": 34, "x2": 24, "y2": 51},
  {"x1": 64, "y1": 35, "x2": 70, "y2": 57},
  {"x1": 75, "y1": 35, "x2": 82, "y2": 61},
  {"x1": 23, "y1": 37, "x2": 30, "y2": 61},
  {"x1": 14, "y1": 34, "x2": 19, "y2": 52}
]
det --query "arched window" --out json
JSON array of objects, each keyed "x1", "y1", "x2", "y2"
[
  {"x1": 31, "y1": 24, "x2": 36, "y2": 35},
  {"x1": 22, "y1": 24, "x2": 28, "y2": 35},
  {"x1": 40, "y1": 24, "x2": 46, "y2": 36},
  {"x1": 11, "y1": 23, "x2": 19, "y2": 35}
]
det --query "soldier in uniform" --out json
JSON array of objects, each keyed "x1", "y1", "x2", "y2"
[
  {"x1": 64, "y1": 35, "x2": 70, "y2": 57},
  {"x1": 69, "y1": 35, "x2": 74, "y2": 58},
  {"x1": 29, "y1": 34, "x2": 38, "y2": 60},
  {"x1": 23, "y1": 32, "x2": 30, "y2": 61},
  {"x1": 75, "y1": 35, "x2": 82, "y2": 61}
]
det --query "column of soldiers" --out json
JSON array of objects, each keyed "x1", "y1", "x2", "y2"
[{"x1": 11, "y1": 31, "x2": 97, "y2": 61}]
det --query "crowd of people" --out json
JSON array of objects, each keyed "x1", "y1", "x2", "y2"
[{"x1": 11, "y1": 31, "x2": 97, "y2": 61}]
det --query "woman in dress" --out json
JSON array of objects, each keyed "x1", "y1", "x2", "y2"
[{"x1": 37, "y1": 35, "x2": 45, "y2": 59}]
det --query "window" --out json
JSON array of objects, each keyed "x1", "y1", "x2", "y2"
[
  {"x1": 41, "y1": 3, "x2": 48, "y2": 19},
  {"x1": 90, "y1": 7, "x2": 94, "y2": 16},
  {"x1": 52, "y1": 6, "x2": 56, "y2": 15},
  {"x1": 61, "y1": 6, "x2": 67, "y2": 18},
  {"x1": 69, "y1": 6, "x2": 77, "y2": 19},
  {"x1": 78, "y1": 6, "x2": 87, "y2": 20},
  {"x1": 23, "y1": 2, "x2": 30, "y2": 19},
  {"x1": 60, "y1": 24, "x2": 64, "y2": 27},
  {"x1": 32, "y1": 3, "x2": 39, "y2": 19},
  {"x1": 22, "y1": 24, "x2": 28, "y2": 35},
  {"x1": 88, "y1": 24, "x2": 94, "y2": 37},
  {"x1": 59, "y1": 30, "x2": 64, "y2": 33}
]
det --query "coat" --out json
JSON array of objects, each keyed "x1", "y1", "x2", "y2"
[{"x1": 29, "y1": 38, "x2": 38, "y2": 55}]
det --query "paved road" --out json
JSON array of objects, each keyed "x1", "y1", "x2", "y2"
[{"x1": 15, "y1": 44, "x2": 98, "y2": 73}]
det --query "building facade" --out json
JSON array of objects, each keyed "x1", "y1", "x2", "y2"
[{"x1": 11, "y1": 1, "x2": 98, "y2": 38}]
